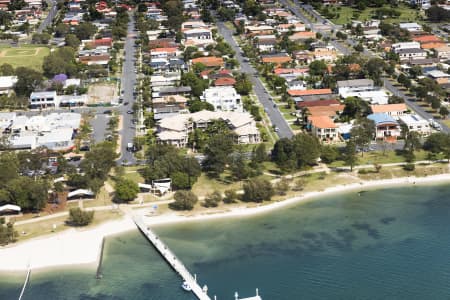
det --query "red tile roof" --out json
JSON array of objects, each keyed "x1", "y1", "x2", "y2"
[
  {"x1": 214, "y1": 77, "x2": 236, "y2": 86},
  {"x1": 308, "y1": 116, "x2": 337, "y2": 129},
  {"x1": 288, "y1": 88, "x2": 332, "y2": 97},
  {"x1": 296, "y1": 99, "x2": 340, "y2": 108}
]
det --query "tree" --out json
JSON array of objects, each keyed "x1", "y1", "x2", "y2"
[
  {"x1": 388, "y1": 95, "x2": 404, "y2": 104},
  {"x1": 423, "y1": 132, "x2": 450, "y2": 160},
  {"x1": 54, "y1": 23, "x2": 70, "y2": 38},
  {"x1": 234, "y1": 74, "x2": 252, "y2": 95},
  {"x1": 439, "y1": 106, "x2": 449, "y2": 119},
  {"x1": 309, "y1": 60, "x2": 328, "y2": 77},
  {"x1": 350, "y1": 118, "x2": 375, "y2": 155},
  {"x1": 426, "y1": 6, "x2": 450, "y2": 22},
  {"x1": 67, "y1": 208, "x2": 94, "y2": 226},
  {"x1": 74, "y1": 22, "x2": 97, "y2": 40},
  {"x1": 0, "y1": 218, "x2": 17, "y2": 245},
  {"x1": 242, "y1": 178, "x2": 274, "y2": 202},
  {"x1": 342, "y1": 96, "x2": 371, "y2": 120},
  {"x1": 171, "y1": 171, "x2": 192, "y2": 189},
  {"x1": 403, "y1": 131, "x2": 422, "y2": 162},
  {"x1": 0, "y1": 63, "x2": 14, "y2": 76},
  {"x1": 344, "y1": 139, "x2": 358, "y2": 171},
  {"x1": 14, "y1": 67, "x2": 43, "y2": 97},
  {"x1": 230, "y1": 151, "x2": 251, "y2": 180},
  {"x1": 431, "y1": 97, "x2": 441, "y2": 110},
  {"x1": 6, "y1": 177, "x2": 49, "y2": 211},
  {"x1": 43, "y1": 46, "x2": 78, "y2": 77},
  {"x1": 0, "y1": 11, "x2": 12, "y2": 27},
  {"x1": 65, "y1": 34, "x2": 81, "y2": 49},
  {"x1": 274, "y1": 178, "x2": 290, "y2": 196},
  {"x1": 115, "y1": 178, "x2": 139, "y2": 202},
  {"x1": 169, "y1": 190, "x2": 198, "y2": 210},
  {"x1": 203, "y1": 190, "x2": 222, "y2": 207},
  {"x1": 397, "y1": 73, "x2": 411, "y2": 89},
  {"x1": 252, "y1": 143, "x2": 267, "y2": 163},
  {"x1": 223, "y1": 189, "x2": 238, "y2": 203},
  {"x1": 320, "y1": 145, "x2": 339, "y2": 163},
  {"x1": 203, "y1": 133, "x2": 234, "y2": 177}
]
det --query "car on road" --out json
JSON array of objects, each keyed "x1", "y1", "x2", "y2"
[
  {"x1": 124, "y1": 102, "x2": 129, "y2": 106},
  {"x1": 274, "y1": 127, "x2": 279, "y2": 132},
  {"x1": 273, "y1": 103, "x2": 277, "y2": 108},
  {"x1": 127, "y1": 110, "x2": 134, "y2": 114},
  {"x1": 103, "y1": 110, "x2": 112, "y2": 115}
]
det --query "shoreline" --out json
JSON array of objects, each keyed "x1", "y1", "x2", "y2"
[{"x1": 1, "y1": 173, "x2": 450, "y2": 272}]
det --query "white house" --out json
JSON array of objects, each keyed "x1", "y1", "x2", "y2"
[
  {"x1": 399, "y1": 23, "x2": 422, "y2": 32},
  {"x1": 29, "y1": 91, "x2": 59, "y2": 109},
  {"x1": 398, "y1": 114, "x2": 432, "y2": 136},
  {"x1": 202, "y1": 86, "x2": 243, "y2": 112},
  {"x1": 0, "y1": 76, "x2": 17, "y2": 95},
  {"x1": 392, "y1": 42, "x2": 421, "y2": 53},
  {"x1": 397, "y1": 48, "x2": 427, "y2": 61},
  {"x1": 337, "y1": 79, "x2": 374, "y2": 95}
]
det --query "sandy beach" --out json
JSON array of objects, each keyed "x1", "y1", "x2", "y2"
[{"x1": 1, "y1": 173, "x2": 450, "y2": 272}]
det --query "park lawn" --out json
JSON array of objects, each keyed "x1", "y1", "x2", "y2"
[
  {"x1": 329, "y1": 4, "x2": 419, "y2": 25},
  {"x1": 0, "y1": 45, "x2": 50, "y2": 71},
  {"x1": 123, "y1": 170, "x2": 145, "y2": 184}
]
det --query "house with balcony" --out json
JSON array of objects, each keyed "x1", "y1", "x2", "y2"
[
  {"x1": 307, "y1": 116, "x2": 339, "y2": 143},
  {"x1": 201, "y1": 86, "x2": 242, "y2": 112},
  {"x1": 367, "y1": 113, "x2": 401, "y2": 141}
]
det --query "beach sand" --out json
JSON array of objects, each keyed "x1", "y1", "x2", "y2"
[{"x1": 1, "y1": 173, "x2": 450, "y2": 272}]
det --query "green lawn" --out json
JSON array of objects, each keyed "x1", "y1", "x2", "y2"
[
  {"x1": 329, "y1": 4, "x2": 420, "y2": 25},
  {"x1": 0, "y1": 45, "x2": 50, "y2": 71}
]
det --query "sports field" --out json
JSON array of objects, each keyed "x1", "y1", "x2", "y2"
[{"x1": 0, "y1": 46, "x2": 50, "y2": 71}]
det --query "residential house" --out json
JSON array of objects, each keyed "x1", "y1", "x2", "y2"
[
  {"x1": 183, "y1": 28, "x2": 214, "y2": 48},
  {"x1": 367, "y1": 113, "x2": 401, "y2": 141},
  {"x1": 392, "y1": 42, "x2": 421, "y2": 53},
  {"x1": 435, "y1": 46, "x2": 450, "y2": 61},
  {"x1": 307, "y1": 116, "x2": 339, "y2": 143},
  {"x1": 371, "y1": 104, "x2": 408, "y2": 119},
  {"x1": 413, "y1": 35, "x2": 446, "y2": 49},
  {"x1": 399, "y1": 23, "x2": 422, "y2": 32},
  {"x1": 426, "y1": 70, "x2": 450, "y2": 84},
  {"x1": 214, "y1": 77, "x2": 236, "y2": 86},
  {"x1": 397, "y1": 48, "x2": 427, "y2": 62},
  {"x1": 190, "y1": 56, "x2": 224, "y2": 68},
  {"x1": 157, "y1": 111, "x2": 260, "y2": 147},
  {"x1": 288, "y1": 31, "x2": 316, "y2": 41},
  {"x1": 245, "y1": 25, "x2": 274, "y2": 37},
  {"x1": 274, "y1": 68, "x2": 309, "y2": 81},
  {"x1": 337, "y1": 79, "x2": 374, "y2": 95},
  {"x1": 29, "y1": 91, "x2": 59, "y2": 109},
  {"x1": 153, "y1": 86, "x2": 192, "y2": 98},
  {"x1": 296, "y1": 99, "x2": 341, "y2": 109},
  {"x1": 153, "y1": 95, "x2": 188, "y2": 119},
  {"x1": 398, "y1": 114, "x2": 432, "y2": 136},
  {"x1": 288, "y1": 88, "x2": 333, "y2": 102},
  {"x1": 287, "y1": 80, "x2": 306, "y2": 90},
  {"x1": 0, "y1": 76, "x2": 17, "y2": 95},
  {"x1": 275, "y1": 23, "x2": 305, "y2": 33},
  {"x1": 261, "y1": 53, "x2": 292, "y2": 66},
  {"x1": 201, "y1": 86, "x2": 242, "y2": 112},
  {"x1": 150, "y1": 47, "x2": 182, "y2": 59},
  {"x1": 313, "y1": 45, "x2": 338, "y2": 62},
  {"x1": 254, "y1": 35, "x2": 277, "y2": 52}
]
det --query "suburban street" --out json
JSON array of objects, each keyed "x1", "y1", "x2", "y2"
[
  {"x1": 37, "y1": 0, "x2": 58, "y2": 34},
  {"x1": 117, "y1": 14, "x2": 138, "y2": 164},
  {"x1": 216, "y1": 21, "x2": 294, "y2": 139}
]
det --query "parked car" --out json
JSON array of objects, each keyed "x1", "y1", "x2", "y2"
[
  {"x1": 127, "y1": 110, "x2": 134, "y2": 114},
  {"x1": 103, "y1": 110, "x2": 112, "y2": 115}
]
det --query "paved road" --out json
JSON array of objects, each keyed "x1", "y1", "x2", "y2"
[
  {"x1": 37, "y1": 0, "x2": 58, "y2": 33},
  {"x1": 117, "y1": 14, "x2": 138, "y2": 164},
  {"x1": 216, "y1": 21, "x2": 293, "y2": 139}
]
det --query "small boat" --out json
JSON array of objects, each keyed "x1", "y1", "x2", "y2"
[{"x1": 181, "y1": 281, "x2": 192, "y2": 291}]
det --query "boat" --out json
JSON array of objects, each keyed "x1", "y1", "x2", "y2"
[{"x1": 181, "y1": 281, "x2": 192, "y2": 291}]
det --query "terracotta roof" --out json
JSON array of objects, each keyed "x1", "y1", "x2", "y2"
[
  {"x1": 288, "y1": 88, "x2": 332, "y2": 97},
  {"x1": 191, "y1": 56, "x2": 224, "y2": 67},
  {"x1": 308, "y1": 116, "x2": 337, "y2": 129},
  {"x1": 218, "y1": 69, "x2": 232, "y2": 75},
  {"x1": 297, "y1": 99, "x2": 340, "y2": 108},
  {"x1": 413, "y1": 35, "x2": 442, "y2": 43},
  {"x1": 151, "y1": 47, "x2": 179, "y2": 53},
  {"x1": 214, "y1": 77, "x2": 236, "y2": 86},
  {"x1": 261, "y1": 56, "x2": 292, "y2": 64},
  {"x1": 308, "y1": 105, "x2": 345, "y2": 117},
  {"x1": 421, "y1": 42, "x2": 447, "y2": 49},
  {"x1": 289, "y1": 31, "x2": 316, "y2": 40},
  {"x1": 274, "y1": 68, "x2": 309, "y2": 75},
  {"x1": 371, "y1": 104, "x2": 407, "y2": 113}
]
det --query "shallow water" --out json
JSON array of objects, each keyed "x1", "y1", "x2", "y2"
[{"x1": 2, "y1": 184, "x2": 450, "y2": 299}]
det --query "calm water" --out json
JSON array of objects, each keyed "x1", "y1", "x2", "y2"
[{"x1": 2, "y1": 184, "x2": 450, "y2": 299}]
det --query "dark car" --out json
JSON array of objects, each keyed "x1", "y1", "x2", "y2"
[
  {"x1": 103, "y1": 110, "x2": 112, "y2": 115},
  {"x1": 124, "y1": 102, "x2": 129, "y2": 106},
  {"x1": 79, "y1": 145, "x2": 90, "y2": 151}
]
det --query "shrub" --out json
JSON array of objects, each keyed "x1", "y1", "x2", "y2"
[
  {"x1": 169, "y1": 190, "x2": 198, "y2": 210},
  {"x1": 67, "y1": 208, "x2": 94, "y2": 226},
  {"x1": 223, "y1": 189, "x2": 238, "y2": 203},
  {"x1": 403, "y1": 163, "x2": 415, "y2": 171},
  {"x1": 203, "y1": 190, "x2": 222, "y2": 208}
]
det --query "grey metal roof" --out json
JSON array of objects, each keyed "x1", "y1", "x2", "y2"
[{"x1": 337, "y1": 79, "x2": 374, "y2": 88}]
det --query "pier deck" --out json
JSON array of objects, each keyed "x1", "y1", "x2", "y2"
[{"x1": 133, "y1": 215, "x2": 211, "y2": 300}]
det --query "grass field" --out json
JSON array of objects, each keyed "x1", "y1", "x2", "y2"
[
  {"x1": 328, "y1": 4, "x2": 420, "y2": 25},
  {"x1": 0, "y1": 45, "x2": 50, "y2": 71}
]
